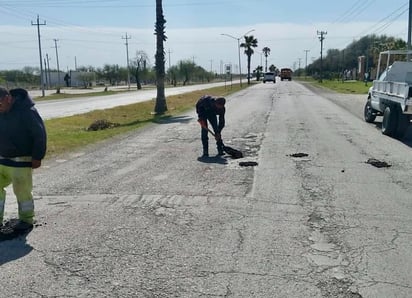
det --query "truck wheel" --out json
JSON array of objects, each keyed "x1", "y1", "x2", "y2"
[
  {"x1": 364, "y1": 101, "x2": 377, "y2": 123},
  {"x1": 395, "y1": 110, "x2": 409, "y2": 139},
  {"x1": 382, "y1": 106, "x2": 398, "y2": 136}
]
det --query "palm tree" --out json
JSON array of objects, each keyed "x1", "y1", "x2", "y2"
[
  {"x1": 154, "y1": 0, "x2": 167, "y2": 114},
  {"x1": 240, "y1": 35, "x2": 258, "y2": 84},
  {"x1": 262, "y1": 47, "x2": 271, "y2": 72}
]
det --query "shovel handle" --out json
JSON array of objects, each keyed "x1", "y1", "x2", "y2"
[
  {"x1": 198, "y1": 120, "x2": 216, "y2": 136},
  {"x1": 206, "y1": 127, "x2": 215, "y2": 137}
]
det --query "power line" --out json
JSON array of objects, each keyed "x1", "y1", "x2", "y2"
[
  {"x1": 345, "y1": 0, "x2": 377, "y2": 22},
  {"x1": 0, "y1": 0, "x2": 236, "y2": 8},
  {"x1": 332, "y1": 0, "x2": 366, "y2": 23},
  {"x1": 355, "y1": 4, "x2": 409, "y2": 38}
]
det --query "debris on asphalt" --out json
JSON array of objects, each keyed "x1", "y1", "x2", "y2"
[
  {"x1": 239, "y1": 161, "x2": 258, "y2": 167},
  {"x1": 289, "y1": 153, "x2": 309, "y2": 158},
  {"x1": 366, "y1": 158, "x2": 391, "y2": 168}
]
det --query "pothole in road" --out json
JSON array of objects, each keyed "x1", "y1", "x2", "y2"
[
  {"x1": 289, "y1": 152, "x2": 309, "y2": 158},
  {"x1": 365, "y1": 158, "x2": 391, "y2": 168}
]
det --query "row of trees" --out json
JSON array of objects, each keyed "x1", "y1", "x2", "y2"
[
  {"x1": 306, "y1": 34, "x2": 407, "y2": 80},
  {"x1": 0, "y1": 57, "x2": 216, "y2": 90}
]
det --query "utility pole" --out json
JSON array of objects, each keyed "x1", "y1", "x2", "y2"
[
  {"x1": 304, "y1": 49, "x2": 310, "y2": 78},
  {"x1": 122, "y1": 33, "x2": 131, "y2": 90},
  {"x1": 209, "y1": 59, "x2": 213, "y2": 73},
  {"x1": 31, "y1": 15, "x2": 46, "y2": 97},
  {"x1": 43, "y1": 57, "x2": 48, "y2": 89},
  {"x1": 46, "y1": 53, "x2": 51, "y2": 89},
  {"x1": 53, "y1": 39, "x2": 61, "y2": 90},
  {"x1": 317, "y1": 30, "x2": 327, "y2": 82},
  {"x1": 168, "y1": 49, "x2": 172, "y2": 70},
  {"x1": 408, "y1": 0, "x2": 412, "y2": 60}
]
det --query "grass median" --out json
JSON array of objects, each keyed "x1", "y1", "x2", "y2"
[
  {"x1": 44, "y1": 83, "x2": 250, "y2": 158},
  {"x1": 297, "y1": 77, "x2": 370, "y2": 94}
]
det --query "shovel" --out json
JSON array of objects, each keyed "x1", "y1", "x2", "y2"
[{"x1": 205, "y1": 127, "x2": 243, "y2": 159}]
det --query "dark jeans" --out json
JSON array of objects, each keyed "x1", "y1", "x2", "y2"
[{"x1": 201, "y1": 127, "x2": 224, "y2": 154}]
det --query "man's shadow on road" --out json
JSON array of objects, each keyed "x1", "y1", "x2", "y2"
[
  {"x1": 154, "y1": 115, "x2": 193, "y2": 124},
  {"x1": 0, "y1": 225, "x2": 33, "y2": 266},
  {"x1": 197, "y1": 155, "x2": 228, "y2": 164}
]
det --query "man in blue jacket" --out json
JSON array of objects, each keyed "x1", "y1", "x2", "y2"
[
  {"x1": 196, "y1": 95, "x2": 226, "y2": 157},
  {"x1": 0, "y1": 87, "x2": 47, "y2": 231}
]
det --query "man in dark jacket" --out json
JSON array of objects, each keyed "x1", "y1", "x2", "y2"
[
  {"x1": 196, "y1": 95, "x2": 226, "y2": 157},
  {"x1": 0, "y1": 87, "x2": 47, "y2": 231}
]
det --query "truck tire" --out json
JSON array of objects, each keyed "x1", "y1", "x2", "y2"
[
  {"x1": 395, "y1": 110, "x2": 410, "y2": 139},
  {"x1": 382, "y1": 106, "x2": 398, "y2": 136},
  {"x1": 364, "y1": 101, "x2": 377, "y2": 123}
]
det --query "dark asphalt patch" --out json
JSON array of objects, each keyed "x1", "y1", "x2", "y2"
[
  {"x1": 239, "y1": 161, "x2": 258, "y2": 167},
  {"x1": 366, "y1": 158, "x2": 391, "y2": 168},
  {"x1": 289, "y1": 153, "x2": 309, "y2": 158},
  {"x1": 317, "y1": 278, "x2": 362, "y2": 298}
]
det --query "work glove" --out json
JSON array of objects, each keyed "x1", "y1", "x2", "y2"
[{"x1": 31, "y1": 159, "x2": 42, "y2": 169}]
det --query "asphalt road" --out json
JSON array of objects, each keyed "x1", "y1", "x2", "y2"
[
  {"x1": 1, "y1": 81, "x2": 411, "y2": 297},
  {"x1": 32, "y1": 81, "x2": 234, "y2": 120}
]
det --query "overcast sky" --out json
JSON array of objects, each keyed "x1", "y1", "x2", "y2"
[{"x1": 0, "y1": 0, "x2": 409, "y2": 73}]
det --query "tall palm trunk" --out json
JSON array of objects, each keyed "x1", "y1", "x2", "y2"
[
  {"x1": 240, "y1": 35, "x2": 258, "y2": 85},
  {"x1": 247, "y1": 54, "x2": 251, "y2": 84},
  {"x1": 154, "y1": 0, "x2": 167, "y2": 114}
]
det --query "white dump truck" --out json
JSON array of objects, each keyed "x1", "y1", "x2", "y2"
[{"x1": 364, "y1": 50, "x2": 412, "y2": 138}]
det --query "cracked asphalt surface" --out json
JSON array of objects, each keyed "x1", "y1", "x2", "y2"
[{"x1": 1, "y1": 81, "x2": 412, "y2": 297}]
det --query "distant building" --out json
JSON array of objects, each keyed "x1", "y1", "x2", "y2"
[{"x1": 46, "y1": 70, "x2": 96, "y2": 88}]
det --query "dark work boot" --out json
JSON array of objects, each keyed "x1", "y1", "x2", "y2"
[
  {"x1": 217, "y1": 140, "x2": 224, "y2": 156},
  {"x1": 202, "y1": 142, "x2": 209, "y2": 157},
  {"x1": 14, "y1": 220, "x2": 33, "y2": 231}
]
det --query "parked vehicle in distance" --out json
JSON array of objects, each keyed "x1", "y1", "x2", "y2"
[
  {"x1": 280, "y1": 68, "x2": 292, "y2": 81},
  {"x1": 364, "y1": 50, "x2": 412, "y2": 138},
  {"x1": 263, "y1": 72, "x2": 276, "y2": 83}
]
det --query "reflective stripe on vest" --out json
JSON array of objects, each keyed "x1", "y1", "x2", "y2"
[
  {"x1": 0, "y1": 156, "x2": 32, "y2": 168},
  {"x1": 18, "y1": 200, "x2": 34, "y2": 212},
  {"x1": 0, "y1": 156, "x2": 31, "y2": 162}
]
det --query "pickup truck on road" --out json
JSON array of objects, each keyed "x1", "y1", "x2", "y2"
[{"x1": 364, "y1": 50, "x2": 412, "y2": 138}]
